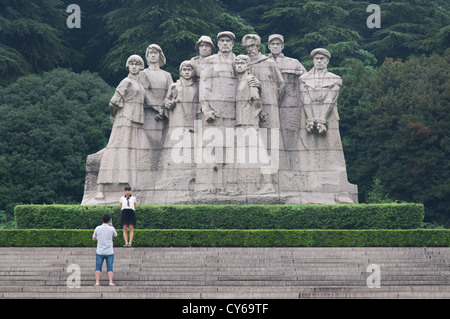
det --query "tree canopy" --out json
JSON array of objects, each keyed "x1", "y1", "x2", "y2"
[
  {"x1": 0, "y1": 0, "x2": 83, "y2": 84},
  {"x1": 0, "y1": 69, "x2": 113, "y2": 221},
  {"x1": 339, "y1": 49, "x2": 450, "y2": 225},
  {"x1": 1, "y1": 0, "x2": 448, "y2": 84}
]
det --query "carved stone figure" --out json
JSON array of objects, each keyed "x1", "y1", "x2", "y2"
[
  {"x1": 95, "y1": 55, "x2": 149, "y2": 200},
  {"x1": 268, "y1": 34, "x2": 306, "y2": 169},
  {"x1": 165, "y1": 61, "x2": 200, "y2": 130},
  {"x1": 139, "y1": 44, "x2": 173, "y2": 187},
  {"x1": 195, "y1": 31, "x2": 238, "y2": 195},
  {"x1": 190, "y1": 35, "x2": 216, "y2": 78},
  {"x1": 242, "y1": 34, "x2": 286, "y2": 194},
  {"x1": 82, "y1": 36, "x2": 358, "y2": 206},
  {"x1": 268, "y1": 34, "x2": 306, "y2": 109},
  {"x1": 235, "y1": 55, "x2": 262, "y2": 127},
  {"x1": 300, "y1": 48, "x2": 341, "y2": 135},
  {"x1": 156, "y1": 61, "x2": 199, "y2": 196},
  {"x1": 199, "y1": 31, "x2": 237, "y2": 123},
  {"x1": 234, "y1": 54, "x2": 266, "y2": 193},
  {"x1": 242, "y1": 34, "x2": 285, "y2": 129},
  {"x1": 297, "y1": 48, "x2": 357, "y2": 204}
]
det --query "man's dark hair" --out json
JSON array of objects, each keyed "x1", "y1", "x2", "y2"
[
  {"x1": 102, "y1": 214, "x2": 111, "y2": 223},
  {"x1": 124, "y1": 186, "x2": 132, "y2": 191}
]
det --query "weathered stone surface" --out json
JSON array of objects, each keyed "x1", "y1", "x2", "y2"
[{"x1": 82, "y1": 36, "x2": 357, "y2": 206}]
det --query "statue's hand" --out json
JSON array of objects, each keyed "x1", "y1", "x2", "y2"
[
  {"x1": 306, "y1": 121, "x2": 315, "y2": 133},
  {"x1": 154, "y1": 108, "x2": 165, "y2": 121},
  {"x1": 317, "y1": 123, "x2": 327, "y2": 134},
  {"x1": 259, "y1": 112, "x2": 268, "y2": 123},
  {"x1": 248, "y1": 77, "x2": 261, "y2": 89},
  {"x1": 165, "y1": 100, "x2": 174, "y2": 110},
  {"x1": 206, "y1": 110, "x2": 216, "y2": 122}
]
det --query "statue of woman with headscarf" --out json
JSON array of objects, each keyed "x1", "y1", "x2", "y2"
[
  {"x1": 95, "y1": 55, "x2": 149, "y2": 200},
  {"x1": 138, "y1": 44, "x2": 174, "y2": 183}
]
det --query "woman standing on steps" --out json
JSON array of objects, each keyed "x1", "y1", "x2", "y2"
[{"x1": 120, "y1": 186, "x2": 136, "y2": 247}]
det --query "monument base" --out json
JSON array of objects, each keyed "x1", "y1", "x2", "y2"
[
  {"x1": 83, "y1": 190, "x2": 357, "y2": 206},
  {"x1": 82, "y1": 149, "x2": 358, "y2": 206}
]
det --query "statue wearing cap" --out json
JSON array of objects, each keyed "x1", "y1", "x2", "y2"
[
  {"x1": 267, "y1": 34, "x2": 307, "y2": 166},
  {"x1": 268, "y1": 34, "x2": 306, "y2": 81},
  {"x1": 242, "y1": 34, "x2": 285, "y2": 129},
  {"x1": 296, "y1": 48, "x2": 355, "y2": 204},
  {"x1": 268, "y1": 34, "x2": 306, "y2": 103},
  {"x1": 198, "y1": 31, "x2": 237, "y2": 123},
  {"x1": 242, "y1": 34, "x2": 286, "y2": 194},
  {"x1": 196, "y1": 31, "x2": 238, "y2": 195},
  {"x1": 299, "y1": 48, "x2": 341, "y2": 135},
  {"x1": 190, "y1": 35, "x2": 216, "y2": 78}
]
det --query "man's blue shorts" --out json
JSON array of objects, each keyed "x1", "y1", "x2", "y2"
[{"x1": 95, "y1": 254, "x2": 114, "y2": 272}]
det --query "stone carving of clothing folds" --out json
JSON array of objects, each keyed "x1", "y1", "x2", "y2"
[
  {"x1": 248, "y1": 53, "x2": 285, "y2": 129},
  {"x1": 298, "y1": 48, "x2": 355, "y2": 204},
  {"x1": 299, "y1": 65, "x2": 342, "y2": 134},
  {"x1": 196, "y1": 31, "x2": 238, "y2": 195},
  {"x1": 270, "y1": 52, "x2": 305, "y2": 109},
  {"x1": 156, "y1": 61, "x2": 199, "y2": 195},
  {"x1": 97, "y1": 66, "x2": 149, "y2": 191},
  {"x1": 163, "y1": 63, "x2": 199, "y2": 164},
  {"x1": 199, "y1": 51, "x2": 237, "y2": 122},
  {"x1": 139, "y1": 44, "x2": 173, "y2": 182}
]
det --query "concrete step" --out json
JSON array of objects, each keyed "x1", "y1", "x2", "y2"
[
  {"x1": 3, "y1": 291, "x2": 450, "y2": 299},
  {"x1": 0, "y1": 247, "x2": 449, "y2": 299}
]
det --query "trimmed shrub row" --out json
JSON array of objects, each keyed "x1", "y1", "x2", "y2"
[
  {"x1": 14, "y1": 203, "x2": 425, "y2": 230},
  {"x1": 0, "y1": 229, "x2": 448, "y2": 247}
]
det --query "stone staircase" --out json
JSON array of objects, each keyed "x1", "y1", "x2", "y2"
[{"x1": 0, "y1": 247, "x2": 449, "y2": 299}]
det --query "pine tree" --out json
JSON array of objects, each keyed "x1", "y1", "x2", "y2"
[
  {"x1": 99, "y1": 0, "x2": 255, "y2": 83},
  {"x1": 231, "y1": 0, "x2": 373, "y2": 74},
  {"x1": 366, "y1": 178, "x2": 392, "y2": 204},
  {"x1": 364, "y1": 0, "x2": 450, "y2": 61},
  {"x1": 0, "y1": 0, "x2": 83, "y2": 84}
]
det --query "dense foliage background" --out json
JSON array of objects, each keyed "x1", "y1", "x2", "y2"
[{"x1": 0, "y1": 0, "x2": 449, "y2": 227}]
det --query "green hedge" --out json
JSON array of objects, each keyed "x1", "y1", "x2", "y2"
[
  {"x1": 0, "y1": 229, "x2": 448, "y2": 247},
  {"x1": 14, "y1": 203, "x2": 425, "y2": 230}
]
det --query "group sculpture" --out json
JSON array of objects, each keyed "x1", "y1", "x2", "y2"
[{"x1": 82, "y1": 32, "x2": 358, "y2": 205}]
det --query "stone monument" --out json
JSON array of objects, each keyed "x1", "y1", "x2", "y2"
[
  {"x1": 195, "y1": 31, "x2": 239, "y2": 196},
  {"x1": 91, "y1": 55, "x2": 149, "y2": 202},
  {"x1": 155, "y1": 60, "x2": 199, "y2": 199},
  {"x1": 81, "y1": 33, "x2": 357, "y2": 205},
  {"x1": 295, "y1": 48, "x2": 356, "y2": 204},
  {"x1": 267, "y1": 34, "x2": 306, "y2": 170},
  {"x1": 234, "y1": 54, "x2": 264, "y2": 194}
]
